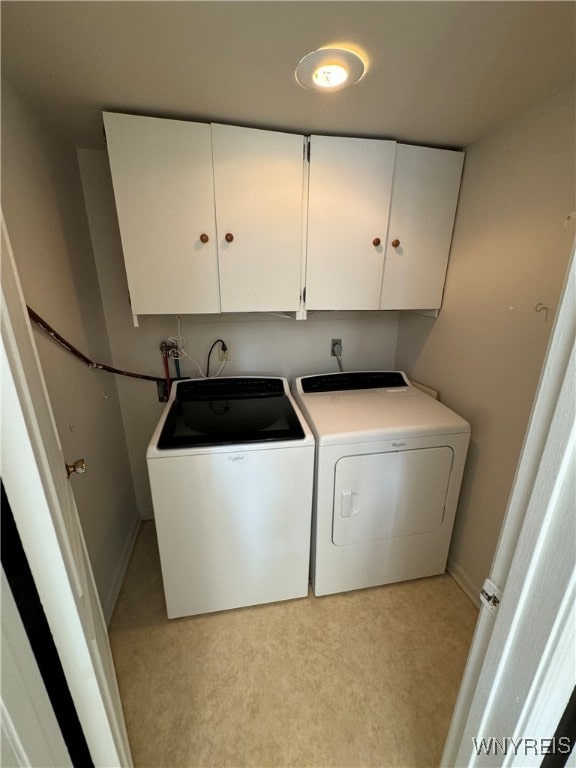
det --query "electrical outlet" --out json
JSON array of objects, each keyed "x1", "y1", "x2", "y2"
[
  {"x1": 331, "y1": 338, "x2": 342, "y2": 356},
  {"x1": 218, "y1": 344, "x2": 231, "y2": 362}
]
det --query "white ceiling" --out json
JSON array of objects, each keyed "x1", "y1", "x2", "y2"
[{"x1": 2, "y1": 1, "x2": 575, "y2": 150}]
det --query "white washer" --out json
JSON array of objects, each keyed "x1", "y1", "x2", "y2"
[
  {"x1": 147, "y1": 377, "x2": 314, "y2": 618},
  {"x1": 293, "y1": 371, "x2": 470, "y2": 597}
]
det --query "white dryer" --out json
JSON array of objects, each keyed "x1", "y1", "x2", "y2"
[{"x1": 293, "y1": 371, "x2": 470, "y2": 597}]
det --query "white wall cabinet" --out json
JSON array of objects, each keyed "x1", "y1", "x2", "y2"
[
  {"x1": 105, "y1": 113, "x2": 463, "y2": 317},
  {"x1": 306, "y1": 135, "x2": 396, "y2": 310},
  {"x1": 103, "y1": 112, "x2": 220, "y2": 315},
  {"x1": 104, "y1": 114, "x2": 305, "y2": 315},
  {"x1": 211, "y1": 124, "x2": 305, "y2": 312},
  {"x1": 379, "y1": 144, "x2": 464, "y2": 310}
]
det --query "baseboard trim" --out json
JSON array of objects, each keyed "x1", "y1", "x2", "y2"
[
  {"x1": 140, "y1": 505, "x2": 154, "y2": 521},
  {"x1": 103, "y1": 516, "x2": 141, "y2": 625},
  {"x1": 447, "y1": 556, "x2": 481, "y2": 609}
]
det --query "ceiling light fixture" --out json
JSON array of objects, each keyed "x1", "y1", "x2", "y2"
[{"x1": 295, "y1": 47, "x2": 367, "y2": 93}]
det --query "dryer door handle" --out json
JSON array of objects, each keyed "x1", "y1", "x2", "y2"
[{"x1": 341, "y1": 490, "x2": 359, "y2": 518}]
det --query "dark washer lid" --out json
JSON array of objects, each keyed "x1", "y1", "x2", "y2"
[
  {"x1": 175, "y1": 377, "x2": 285, "y2": 401},
  {"x1": 157, "y1": 377, "x2": 305, "y2": 449},
  {"x1": 300, "y1": 371, "x2": 409, "y2": 393}
]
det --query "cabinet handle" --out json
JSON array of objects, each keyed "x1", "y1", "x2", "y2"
[
  {"x1": 200, "y1": 233, "x2": 209, "y2": 243},
  {"x1": 372, "y1": 237, "x2": 381, "y2": 247},
  {"x1": 225, "y1": 233, "x2": 234, "y2": 243},
  {"x1": 391, "y1": 239, "x2": 401, "y2": 248}
]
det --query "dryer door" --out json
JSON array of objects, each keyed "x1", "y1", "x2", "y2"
[{"x1": 333, "y1": 447, "x2": 453, "y2": 546}]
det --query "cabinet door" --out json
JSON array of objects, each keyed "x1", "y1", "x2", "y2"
[
  {"x1": 380, "y1": 144, "x2": 464, "y2": 310},
  {"x1": 211, "y1": 123, "x2": 305, "y2": 312},
  {"x1": 306, "y1": 135, "x2": 396, "y2": 310},
  {"x1": 104, "y1": 112, "x2": 220, "y2": 315}
]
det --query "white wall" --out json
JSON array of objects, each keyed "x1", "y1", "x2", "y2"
[
  {"x1": 396, "y1": 88, "x2": 576, "y2": 601},
  {"x1": 78, "y1": 149, "x2": 400, "y2": 517},
  {"x1": 1, "y1": 80, "x2": 140, "y2": 620}
]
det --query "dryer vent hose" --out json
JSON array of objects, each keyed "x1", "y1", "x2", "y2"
[{"x1": 27, "y1": 306, "x2": 163, "y2": 383}]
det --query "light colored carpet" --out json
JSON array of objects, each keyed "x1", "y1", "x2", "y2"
[{"x1": 109, "y1": 521, "x2": 478, "y2": 768}]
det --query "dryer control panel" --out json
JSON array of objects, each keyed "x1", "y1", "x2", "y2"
[{"x1": 300, "y1": 371, "x2": 409, "y2": 393}]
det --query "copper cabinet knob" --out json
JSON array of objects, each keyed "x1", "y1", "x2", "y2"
[
  {"x1": 372, "y1": 238, "x2": 381, "y2": 247},
  {"x1": 391, "y1": 239, "x2": 401, "y2": 248},
  {"x1": 225, "y1": 233, "x2": 234, "y2": 243},
  {"x1": 200, "y1": 233, "x2": 209, "y2": 243}
]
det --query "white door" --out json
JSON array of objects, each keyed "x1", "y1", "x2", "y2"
[
  {"x1": 442, "y1": 249, "x2": 575, "y2": 766},
  {"x1": 104, "y1": 112, "x2": 220, "y2": 315},
  {"x1": 1, "y1": 218, "x2": 132, "y2": 766},
  {"x1": 1, "y1": 570, "x2": 71, "y2": 767},
  {"x1": 333, "y1": 447, "x2": 453, "y2": 545},
  {"x1": 212, "y1": 123, "x2": 305, "y2": 312},
  {"x1": 380, "y1": 144, "x2": 464, "y2": 310},
  {"x1": 306, "y1": 135, "x2": 396, "y2": 309}
]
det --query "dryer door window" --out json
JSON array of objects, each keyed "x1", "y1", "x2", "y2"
[{"x1": 332, "y1": 447, "x2": 453, "y2": 546}]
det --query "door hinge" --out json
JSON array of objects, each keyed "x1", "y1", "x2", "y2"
[
  {"x1": 302, "y1": 286, "x2": 307, "y2": 303},
  {"x1": 306, "y1": 139, "x2": 311, "y2": 163},
  {"x1": 480, "y1": 577, "x2": 502, "y2": 615}
]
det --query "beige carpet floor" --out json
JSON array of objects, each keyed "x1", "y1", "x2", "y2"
[{"x1": 109, "y1": 521, "x2": 478, "y2": 768}]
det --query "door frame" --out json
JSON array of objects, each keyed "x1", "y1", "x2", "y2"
[
  {"x1": 1, "y1": 215, "x2": 132, "y2": 766},
  {"x1": 1, "y1": 568, "x2": 72, "y2": 767},
  {"x1": 442, "y1": 244, "x2": 575, "y2": 766}
]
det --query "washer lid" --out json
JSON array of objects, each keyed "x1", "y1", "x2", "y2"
[
  {"x1": 294, "y1": 372, "x2": 470, "y2": 445},
  {"x1": 157, "y1": 376, "x2": 306, "y2": 449}
]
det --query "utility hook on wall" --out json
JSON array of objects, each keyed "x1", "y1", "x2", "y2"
[{"x1": 535, "y1": 302, "x2": 549, "y2": 322}]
